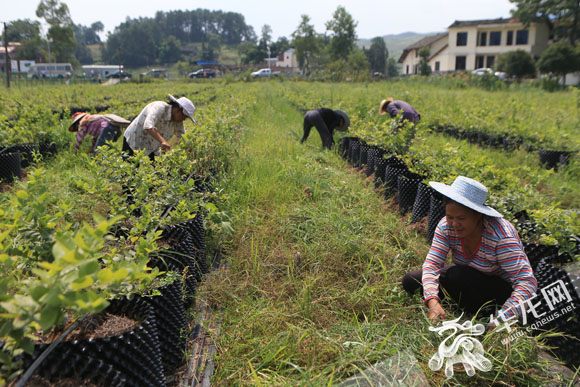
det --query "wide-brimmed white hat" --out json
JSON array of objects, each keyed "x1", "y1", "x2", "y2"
[
  {"x1": 334, "y1": 110, "x2": 350, "y2": 132},
  {"x1": 169, "y1": 94, "x2": 197, "y2": 123},
  {"x1": 429, "y1": 176, "x2": 502, "y2": 217}
]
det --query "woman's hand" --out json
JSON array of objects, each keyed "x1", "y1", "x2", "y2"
[
  {"x1": 160, "y1": 141, "x2": 171, "y2": 151},
  {"x1": 427, "y1": 299, "x2": 446, "y2": 322}
]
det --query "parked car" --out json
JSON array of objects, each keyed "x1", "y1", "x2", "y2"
[
  {"x1": 251, "y1": 68, "x2": 280, "y2": 78},
  {"x1": 494, "y1": 71, "x2": 507, "y2": 80},
  {"x1": 188, "y1": 69, "x2": 216, "y2": 79},
  {"x1": 106, "y1": 71, "x2": 132, "y2": 79},
  {"x1": 140, "y1": 69, "x2": 168, "y2": 79},
  {"x1": 472, "y1": 68, "x2": 494, "y2": 76}
]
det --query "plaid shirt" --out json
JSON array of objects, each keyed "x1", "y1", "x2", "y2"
[
  {"x1": 422, "y1": 216, "x2": 537, "y2": 317},
  {"x1": 75, "y1": 116, "x2": 110, "y2": 152}
]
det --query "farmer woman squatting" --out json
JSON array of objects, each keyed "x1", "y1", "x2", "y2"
[
  {"x1": 401, "y1": 176, "x2": 537, "y2": 326},
  {"x1": 123, "y1": 94, "x2": 196, "y2": 161}
]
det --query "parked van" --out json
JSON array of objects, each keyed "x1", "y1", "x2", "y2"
[{"x1": 28, "y1": 63, "x2": 73, "y2": 79}]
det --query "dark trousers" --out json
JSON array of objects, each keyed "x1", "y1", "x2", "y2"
[
  {"x1": 94, "y1": 124, "x2": 121, "y2": 152},
  {"x1": 401, "y1": 265, "x2": 512, "y2": 314},
  {"x1": 301, "y1": 110, "x2": 334, "y2": 149},
  {"x1": 122, "y1": 136, "x2": 155, "y2": 162}
]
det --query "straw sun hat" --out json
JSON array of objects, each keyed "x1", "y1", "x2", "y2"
[
  {"x1": 68, "y1": 112, "x2": 88, "y2": 132},
  {"x1": 379, "y1": 97, "x2": 394, "y2": 115},
  {"x1": 429, "y1": 176, "x2": 502, "y2": 217}
]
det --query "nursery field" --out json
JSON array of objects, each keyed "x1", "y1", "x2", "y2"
[{"x1": 0, "y1": 79, "x2": 579, "y2": 386}]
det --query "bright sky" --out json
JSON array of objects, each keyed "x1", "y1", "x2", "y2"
[{"x1": 2, "y1": 0, "x2": 516, "y2": 40}]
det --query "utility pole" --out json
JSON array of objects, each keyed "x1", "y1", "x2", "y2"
[{"x1": 4, "y1": 22, "x2": 10, "y2": 88}]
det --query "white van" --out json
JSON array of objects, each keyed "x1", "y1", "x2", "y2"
[{"x1": 28, "y1": 63, "x2": 73, "y2": 79}]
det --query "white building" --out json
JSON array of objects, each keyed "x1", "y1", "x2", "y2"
[
  {"x1": 276, "y1": 48, "x2": 299, "y2": 72},
  {"x1": 399, "y1": 18, "x2": 550, "y2": 74}
]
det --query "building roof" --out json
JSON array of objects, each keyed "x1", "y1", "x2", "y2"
[
  {"x1": 398, "y1": 33, "x2": 448, "y2": 63},
  {"x1": 448, "y1": 18, "x2": 521, "y2": 29}
]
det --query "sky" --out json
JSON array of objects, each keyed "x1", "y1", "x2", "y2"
[{"x1": 2, "y1": 0, "x2": 516, "y2": 40}]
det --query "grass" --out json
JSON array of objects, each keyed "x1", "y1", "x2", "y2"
[{"x1": 199, "y1": 83, "x2": 575, "y2": 385}]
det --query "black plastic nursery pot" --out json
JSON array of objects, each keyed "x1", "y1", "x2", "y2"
[
  {"x1": 39, "y1": 142, "x2": 58, "y2": 158},
  {"x1": 411, "y1": 183, "x2": 434, "y2": 224},
  {"x1": 348, "y1": 139, "x2": 360, "y2": 166},
  {"x1": 358, "y1": 144, "x2": 369, "y2": 170},
  {"x1": 427, "y1": 194, "x2": 446, "y2": 243},
  {"x1": 383, "y1": 165, "x2": 409, "y2": 199},
  {"x1": 538, "y1": 149, "x2": 573, "y2": 170},
  {"x1": 5, "y1": 143, "x2": 39, "y2": 169},
  {"x1": 21, "y1": 297, "x2": 166, "y2": 387},
  {"x1": 365, "y1": 147, "x2": 377, "y2": 176},
  {"x1": 0, "y1": 151, "x2": 22, "y2": 183},
  {"x1": 529, "y1": 255, "x2": 580, "y2": 367},
  {"x1": 338, "y1": 137, "x2": 353, "y2": 159},
  {"x1": 397, "y1": 174, "x2": 423, "y2": 215},
  {"x1": 147, "y1": 257, "x2": 188, "y2": 371}
]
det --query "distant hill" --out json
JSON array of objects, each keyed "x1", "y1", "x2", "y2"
[{"x1": 358, "y1": 31, "x2": 444, "y2": 61}]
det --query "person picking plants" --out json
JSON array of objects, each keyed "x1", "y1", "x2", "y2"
[
  {"x1": 300, "y1": 108, "x2": 350, "y2": 149},
  {"x1": 401, "y1": 176, "x2": 537, "y2": 326},
  {"x1": 123, "y1": 94, "x2": 196, "y2": 161},
  {"x1": 68, "y1": 112, "x2": 130, "y2": 153},
  {"x1": 379, "y1": 98, "x2": 421, "y2": 126}
]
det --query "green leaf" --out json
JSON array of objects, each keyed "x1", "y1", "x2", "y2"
[
  {"x1": 97, "y1": 268, "x2": 114, "y2": 283},
  {"x1": 71, "y1": 276, "x2": 94, "y2": 291},
  {"x1": 39, "y1": 307, "x2": 60, "y2": 331},
  {"x1": 78, "y1": 260, "x2": 100, "y2": 277},
  {"x1": 15, "y1": 190, "x2": 28, "y2": 201}
]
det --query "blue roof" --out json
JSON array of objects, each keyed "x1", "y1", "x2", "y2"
[{"x1": 196, "y1": 61, "x2": 219, "y2": 65}]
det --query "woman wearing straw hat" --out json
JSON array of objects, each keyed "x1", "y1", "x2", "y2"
[
  {"x1": 379, "y1": 98, "x2": 421, "y2": 125},
  {"x1": 401, "y1": 176, "x2": 537, "y2": 324},
  {"x1": 123, "y1": 94, "x2": 196, "y2": 161},
  {"x1": 68, "y1": 112, "x2": 129, "y2": 153},
  {"x1": 300, "y1": 108, "x2": 350, "y2": 149}
]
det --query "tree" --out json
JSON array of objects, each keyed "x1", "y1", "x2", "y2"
[
  {"x1": 270, "y1": 37, "x2": 291, "y2": 58},
  {"x1": 159, "y1": 35, "x2": 182, "y2": 63},
  {"x1": 6, "y1": 19, "x2": 44, "y2": 60},
  {"x1": 36, "y1": 0, "x2": 77, "y2": 63},
  {"x1": 496, "y1": 49, "x2": 536, "y2": 78},
  {"x1": 292, "y1": 15, "x2": 319, "y2": 74},
  {"x1": 417, "y1": 47, "x2": 431, "y2": 76},
  {"x1": 537, "y1": 41, "x2": 580, "y2": 87},
  {"x1": 386, "y1": 57, "x2": 399, "y2": 77},
  {"x1": 364, "y1": 37, "x2": 388, "y2": 74},
  {"x1": 325, "y1": 6, "x2": 357, "y2": 61},
  {"x1": 510, "y1": 0, "x2": 580, "y2": 44},
  {"x1": 260, "y1": 24, "x2": 272, "y2": 48}
]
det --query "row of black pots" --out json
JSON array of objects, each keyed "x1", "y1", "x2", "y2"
[
  {"x1": 538, "y1": 149, "x2": 574, "y2": 170},
  {"x1": 429, "y1": 124, "x2": 529, "y2": 152},
  {"x1": 19, "y1": 217, "x2": 208, "y2": 386},
  {"x1": 529, "y1": 255, "x2": 580, "y2": 367},
  {"x1": 0, "y1": 142, "x2": 58, "y2": 183},
  {"x1": 429, "y1": 124, "x2": 575, "y2": 170}
]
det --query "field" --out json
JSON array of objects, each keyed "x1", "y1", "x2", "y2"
[{"x1": 0, "y1": 79, "x2": 579, "y2": 386}]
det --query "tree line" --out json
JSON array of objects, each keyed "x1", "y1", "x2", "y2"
[{"x1": 4, "y1": 0, "x2": 580, "y2": 81}]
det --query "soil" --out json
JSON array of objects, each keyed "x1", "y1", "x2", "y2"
[
  {"x1": 37, "y1": 312, "x2": 140, "y2": 343},
  {"x1": 407, "y1": 216, "x2": 429, "y2": 237}
]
